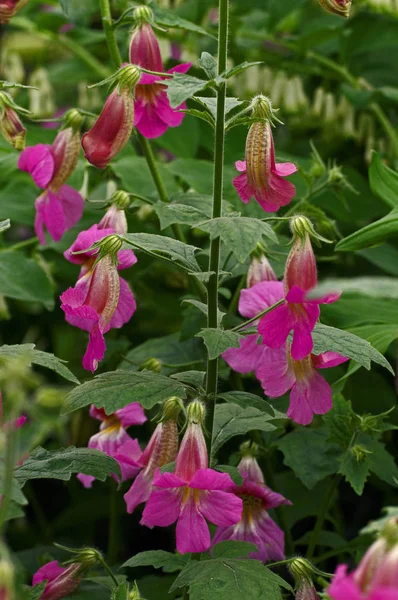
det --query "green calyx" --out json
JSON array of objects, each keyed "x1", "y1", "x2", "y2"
[
  {"x1": 161, "y1": 396, "x2": 185, "y2": 422},
  {"x1": 240, "y1": 440, "x2": 258, "y2": 458},
  {"x1": 63, "y1": 108, "x2": 84, "y2": 132},
  {"x1": 110, "y1": 190, "x2": 131, "y2": 210},
  {"x1": 187, "y1": 400, "x2": 206, "y2": 426},
  {"x1": 133, "y1": 5, "x2": 153, "y2": 25},
  {"x1": 290, "y1": 215, "x2": 332, "y2": 246},
  {"x1": 250, "y1": 95, "x2": 283, "y2": 126}
]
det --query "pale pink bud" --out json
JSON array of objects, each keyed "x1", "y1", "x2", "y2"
[
  {"x1": 175, "y1": 402, "x2": 207, "y2": 482},
  {"x1": 296, "y1": 581, "x2": 320, "y2": 600},
  {"x1": 50, "y1": 127, "x2": 80, "y2": 191},
  {"x1": 247, "y1": 254, "x2": 277, "y2": 287},
  {"x1": 0, "y1": 0, "x2": 29, "y2": 24},
  {"x1": 353, "y1": 538, "x2": 389, "y2": 591},
  {"x1": 284, "y1": 234, "x2": 317, "y2": 294},
  {"x1": 318, "y1": 0, "x2": 351, "y2": 17},
  {"x1": 129, "y1": 22, "x2": 163, "y2": 73},
  {"x1": 0, "y1": 106, "x2": 26, "y2": 150},
  {"x1": 367, "y1": 545, "x2": 398, "y2": 590},
  {"x1": 99, "y1": 204, "x2": 128, "y2": 234},
  {"x1": 82, "y1": 86, "x2": 135, "y2": 169}
]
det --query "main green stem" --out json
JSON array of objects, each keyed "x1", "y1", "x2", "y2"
[
  {"x1": 99, "y1": 0, "x2": 122, "y2": 67},
  {"x1": 307, "y1": 474, "x2": 341, "y2": 560},
  {"x1": 205, "y1": 0, "x2": 229, "y2": 456}
]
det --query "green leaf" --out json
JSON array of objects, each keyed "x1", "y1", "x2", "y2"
[
  {"x1": 0, "y1": 219, "x2": 10, "y2": 233},
  {"x1": 0, "y1": 344, "x2": 79, "y2": 384},
  {"x1": 121, "y1": 233, "x2": 201, "y2": 273},
  {"x1": 196, "y1": 328, "x2": 242, "y2": 360},
  {"x1": 170, "y1": 370, "x2": 206, "y2": 390},
  {"x1": 15, "y1": 446, "x2": 121, "y2": 486},
  {"x1": 198, "y1": 52, "x2": 218, "y2": 79},
  {"x1": 194, "y1": 97, "x2": 244, "y2": 119},
  {"x1": 170, "y1": 558, "x2": 291, "y2": 600},
  {"x1": 212, "y1": 541, "x2": 258, "y2": 559},
  {"x1": 336, "y1": 208, "x2": 398, "y2": 251},
  {"x1": 369, "y1": 152, "x2": 398, "y2": 209},
  {"x1": 317, "y1": 276, "x2": 398, "y2": 299},
  {"x1": 218, "y1": 391, "x2": 286, "y2": 418},
  {"x1": 112, "y1": 156, "x2": 178, "y2": 199},
  {"x1": 365, "y1": 436, "x2": 398, "y2": 488},
  {"x1": 29, "y1": 582, "x2": 47, "y2": 600},
  {"x1": 323, "y1": 395, "x2": 356, "y2": 449},
  {"x1": 120, "y1": 333, "x2": 205, "y2": 372},
  {"x1": 111, "y1": 582, "x2": 128, "y2": 600},
  {"x1": 62, "y1": 370, "x2": 186, "y2": 415},
  {"x1": 212, "y1": 403, "x2": 276, "y2": 457},
  {"x1": 196, "y1": 217, "x2": 277, "y2": 263},
  {"x1": 183, "y1": 299, "x2": 225, "y2": 327},
  {"x1": 122, "y1": 551, "x2": 189, "y2": 573},
  {"x1": 339, "y1": 448, "x2": 370, "y2": 495},
  {"x1": 277, "y1": 428, "x2": 341, "y2": 489},
  {"x1": 59, "y1": 0, "x2": 98, "y2": 22},
  {"x1": 150, "y1": 3, "x2": 215, "y2": 38},
  {"x1": 163, "y1": 73, "x2": 213, "y2": 109},
  {"x1": 222, "y1": 61, "x2": 263, "y2": 79},
  {"x1": 347, "y1": 324, "x2": 398, "y2": 355},
  {"x1": 0, "y1": 251, "x2": 54, "y2": 310},
  {"x1": 361, "y1": 506, "x2": 398, "y2": 535},
  {"x1": 312, "y1": 323, "x2": 394, "y2": 374},
  {"x1": 154, "y1": 193, "x2": 231, "y2": 229}
]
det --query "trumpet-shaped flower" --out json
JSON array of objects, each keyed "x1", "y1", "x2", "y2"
[
  {"x1": 212, "y1": 454, "x2": 291, "y2": 562},
  {"x1": 258, "y1": 233, "x2": 340, "y2": 360},
  {"x1": 129, "y1": 21, "x2": 191, "y2": 139},
  {"x1": 77, "y1": 404, "x2": 146, "y2": 488},
  {"x1": 32, "y1": 561, "x2": 82, "y2": 600},
  {"x1": 18, "y1": 127, "x2": 83, "y2": 244},
  {"x1": 141, "y1": 410, "x2": 243, "y2": 554},
  {"x1": 233, "y1": 120, "x2": 297, "y2": 212}
]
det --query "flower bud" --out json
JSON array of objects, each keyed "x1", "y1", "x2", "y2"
[
  {"x1": 318, "y1": 0, "x2": 352, "y2": 17},
  {"x1": 285, "y1": 221, "x2": 317, "y2": 293},
  {"x1": 250, "y1": 94, "x2": 282, "y2": 125},
  {"x1": 138, "y1": 358, "x2": 162, "y2": 373},
  {"x1": 129, "y1": 18, "x2": 163, "y2": 73},
  {"x1": 133, "y1": 5, "x2": 153, "y2": 24},
  {"x1": 0, "y1": 0, "x2": 29, "y2": 24},
  {"x1": 161, "y1": 396, "x2": 184, "y2": 422},
  {"x1": 99, "y1": 203, "x2": 128, "y2": 235},
  {"x1": 186, "y1": 400, "x2": 205, "y2": 426},
  {"x1": 176, "y1": 402, "x2": 208, "y2": 481},
  {"x1": 0, "y1": 104, "x2": 26, "y2": 150},
  {"x1": 129, "y1": 582, "x2": 144, "y2": 599},
  {"x1": 296, "y1": 581, "x2": 320, "y2": 600},
  {"x1": 50, "y1": 127, "x2": 80, "y2": 191},
  {"x1": 63, "y1": 108, "x2": 84, "y2": 133},
  {"x1": 247, "y1": 252, "x2": 277, "y2": 287}
]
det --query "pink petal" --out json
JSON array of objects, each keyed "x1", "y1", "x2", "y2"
[
  {"x1": 82, "y1": 324, "x2": 106, "y2": 373},
  {"x1": 243, "y1": 481, "x2": 291, "y2": 509},
  {"x1": 189, "y1": 468, "x2": 235, "y2": 491},
  {"x1": 176, "y1": 494, "x2": 210, "y2": 554},
  {"x1": 155, "y1": 91, "x2": 186, "y2": 127},
  {"x1": 57, "y1": 185, "x2": 84, "y2": 230},
  {"x1": 328, "y1": 566, "x2": 362, "y2": 600},
  {"x1": 257, "y1": 345, "x2": 295, "y2": 397},
  {"x1": 223, "y1": 334, "x2": 272, "y2": 374},
  {"x1": 133, "y1": 98, "x2": 145, "y2": 126},
  {"x1": 306, "y1": 290, "x2": 342, "y2": 304},
  {"x1": 286, "y1": 285, "x2": 306, "y2": 304},
  {"x1": 152, "y1": 469, "x2": 186, "y2": 489},
  {"x1": 64, "y1": 225, "x2": 114, "y2": 265},
  {"x1": 116, "y1": 403, "x2": 146, "y2": 428},
  {"x1": 199, "y1": 490, "x2": 242, "y2": 526},
  {"x1": 34, "y1": 194, "x2": 47, "y2": 245},
  {"x1": 18, "y1": 144, "x2": 54, "y2": 188},
  {"x1": 233, "y1": 172, "x2": 253, "y2": 204},
  {"x1": 108, "y1": 277, "x2": 136, "y2": 330},
  {"x1": 141, "y1": 488, "x2": 181, "y2": 527},
  {"x1": 33, "y1": 561, "x2": 65, "y2": 587},
  {"x1": 256, "y1": 513, "x2": 286, "y2": 561},
  {"x1": 114, "y1": 438, "x2": 142, "y2": 481},
  {"x1": 124, "y1": 469, "x2": 152, "y2": 513},
  {"x1": 288, "y1": 372, "x2": 332, "y2": 425},
  {"x1": 257, "y1": 303, "x2": 295, "y2": 349},
  {"x1": 117, "y1": 249, "x2": 137, "y2": 271},
  {"x1": 135, "y1": 101, "x2": 169, "y2": 139},
  {"x1": 77, "y1": 473, "x2": 95, "y2": 488},
  {"x1": 313, "y1": 352, "x2": 349, "y2": 369},
  {"x1": 239, "y1": 281, "x2": 284, "y2": 319},
  {"x1": 274, "y1": 161, "x2": 297, "y2": 177},
  {"x1": 235, "y1": 160, "x2": 246, "y2": 173},
  {"x1": 167, "y1": 62, "x2": 192, "y2": 75},
  {"x1": 43, "y1": 191, "x2": 66, "y2": 242},
  {"x1": 291, "y1": 317, "x2": 315, "y2": 361}
]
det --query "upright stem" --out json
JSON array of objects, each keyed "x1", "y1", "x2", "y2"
[
  {"x1": 307, "y1": 474, "x2": 341, "y2": 560},
  {"x1": 138, "y1": 132, "x2": 170, "y2": 204},
  {"x1": 99, "y1": 0, "x2": 122, "y2": 68},
  {"x1": 107, "y1": 483, "x2": 119, "y2": 565},
  {"x1": 205, "y1": 0, "x2": 229, "y2": 455},
  {"x1": 0, "y1": 427, "x2": 18, "y2": 535}
]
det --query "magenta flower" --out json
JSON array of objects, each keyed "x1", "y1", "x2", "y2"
[
  {"x1": 233, "y1": 120, "x2": 297, "y2": 213},
  {"x1": 82, "y1": 86, "x2": 135, "y2": 169},
  {"x1": 18, "y1": 127, "x2": 83, "y2": 245},
  {"x1": 141, "y1": 404, "x2": 243, "y2": 554},
  {"x1": 129, "y1": 21, "x2": 191, "y2": 139},
  {"x1": 123, "y1": 419, "x2": 179, "y2": 513},
  {"x1": 0, "y1": 0, "x2": 28, "y2": 24},
  {"x1": 61, "y1": 226, "x2": 137, "y2": 372},
  {"x1": 258, "y1": 232, "x2": 340, "y2": 360},
  {"x1": 257, "y1": 345, "x2": 348, "y2": 425},
  {"x1": 77, "y1": 404, "x2": 146, "y2": 488},
  {"x1": 32, "y1": 561, "x2": 82, "y2": 600},
  {"x1": 212, "y1": 453, "x2": 291, "y2": 562}
]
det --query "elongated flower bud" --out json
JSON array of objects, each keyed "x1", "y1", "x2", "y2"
[
  {"x1": 32, "y1": 562, "x2": 82, "y2": 600},
  {"x1": 50, "y1": 127, "x2": 80, "y2": 191},
  {"x1": 0, "y1": 105, "x2": 26, "y2": 150},
  {"x1": 318, "y1": 0, "x2": 351, "y2": 17},
  {"x1": 247, "y1": 252, "x2": 277, "y2": 287},
  {"x1": 82, "y1": 86, "x2": 135, "y2": 169},
  {"x1": 296, "y1": 581, "x2": 320, "y2": 600},
  {"x1": 129, "y1": 18, "x2": 163, "y2": 72},
  {"x1": 0, "y1": 0, "x2": 29, "y2": 24},
  {"x1": 175, "y1": 401, "x2": 207, "y2": 482},
  {"x1": 284, "y1": 232, "x2": 317, "y2": 294}
]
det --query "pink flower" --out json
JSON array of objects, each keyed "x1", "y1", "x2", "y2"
[
  {"x1": 123, "y1": 419, "x2": 179, "y2": 513},
  {"x1": 82, "y1": 86, "x2": 135, "y2": 169},
  {"x1": 0, "y1": 0, "x2": 28, "y2": 23},
  {"x1": 212, "y1": 454, "x2": 291, "y2": 562},
  {"x1": 18, "y1": 127, "x2": 83, "y2": 245},
  {"x1": 77, "y1": 404, "x2": 146, "y2": 488},
  {"x1": 61, "y1": 226, "x2": 137, "y2": 372},
  {"x1": 98, "y1": 204, "x2": 128, "y2": 234},
  {"x1": 247, "y1": 253, "x2": 277, "y2": 288},
  {"x1": 32, "y1": 561, "x2": 82, "y2": 600},
  {"x1": 233, "y1": 120, "x2": 297, "y2": 212},
  {"x1": 258, "y1": 233, "x2": 340, "y2": 360},
  {"x1": 129, "y1": 22, "x2": 191, "y2": 139},
  {"x1": 141, "y1": 406, "x2": 243, "y2": 554}
]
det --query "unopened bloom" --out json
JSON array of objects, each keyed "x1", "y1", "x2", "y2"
[
  {"x1": 77, "y1": 404, "x2": 146, "y2": 488},
  {"x1": 212, "y1": 451, "x2": 291, "y2": 562},
  {"x1": 99, "y1": 202, "x2": 128, "y2": 234},
  {"x1": 61, "y1": 227, "x2": 137, "y2": 372},
  {"x1": 129, "y1": 17, "x2": 191, "y2": 139},
  {"x1": 258, "y1": 223, "x2": 340, "y2": 360},
  {"x1": 233, "y1": 96, "x2": 297, "y2": 213},
  {"x1": 318, "y1": 0, "x2": 351, "y2": 17},
  {"x1": 32, "y1": 561, "x2": 82, "y2": 600},
  {"x1": 247, "y1": 252, "x2": 277, "y2": 288},
  {"x1": 141, "y1": 402, "x2": 243, "y2": 554},
  {"x1": 0, "y1": 92, "x2": 26, "y2": 150},
  {"x1": 0, "y1": 0, "x2": 28, "y2": 24},
  {"x1": 123, "y1": 396, "x2": 182, "y2": 513},
  {"x1": 296, "y1": 581, "x2": 320, "y2": 600},
  {"x1": 18, "y1": 126, "x2": 84, "y2": 244}
]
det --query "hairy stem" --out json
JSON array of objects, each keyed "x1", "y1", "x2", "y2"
[
  {"x1": 205, "y1": 0, "x2": 229, "y2": 455},
  {"x1": 99, "y1": 0, "x2": 122, "y2": 68}
]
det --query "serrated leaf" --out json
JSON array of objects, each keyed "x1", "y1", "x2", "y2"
[
  {"x1": 196, "y1": 328, "x2": 242, "y2": 360},
  {"x1": 14, "y1": 446, "x2": 121, "y2": 486},
  {"x1": 336, "y1": 208, "x2": 398, "y2": 251},
  {"x1": 277, "y1": 428, "x2": 341, "y2": 489},
  {"x1": 170, "y1": 370, "x2": 206, "y2": 390},
  {"x1": 170, "y1": 558, "x2": 291, "y2": 600},
  {"x1": 198, "y1": 52, "x2": 217, "y2": 79},
  {"x1": 150, "y1": 3, "x2": 215, "y2": 38},
  {"x1": 212, "y1": 541, "x2": 258, "y2": 559},
  {"x1": 194, "y1": 96, "x2": 244, "y2": 119},
  {"x1": 0, "y1": 218, "x2": 10, "y2": 233},
  {"x1": 212, "y1": 403, "x2": 276, "y2": 457},
  {"x1": 196, "y1": 217, "x2": 277, "y2": 263},
  {"x1": 62, "y1": 370, "x2": 186, "y2": 415},
  {"x1": 180, "y1": 107, "x2": 215, "y2": 127},
  {"x1": 163, "y1": 73, "x2": 212, "y2": 109},
  {"x1": 338, "y1": 449, "x2": 370, "y2": 495},
  {"x1": 312, "y1": 323, "x2": 394, "y2": 374},
  {"x1": 369, "y1": 152, "x2": 398, "y2": 209},
  {"x1": 0, "y1": 344, "x2": 79, "y2": 384},
  {"x1": 121, "y1": 233, "x2": 201, "y2": 273},
  {"x1": 29, "y1": 582, "x2": 47, "y2": 600},
  {"x1": 155, "y1": 203, "x2": 209, "y2": 230},
  {"x1": 323, "y1": 395, "x2": 356, "y2": 449},
  {"x1": 218, "y1": 391, "x2": 286, "y2": 418},
  {"x1": 122, "y1": 550, "x2": 189, "y2": 573},
  {"x1": 183, "y1": 299, "x2": 225, "y2": 327},
  {"x1": 0, "y1": 251, "x2": 54, "y2": 310},
  {"x1": 222, "y1": 61, "x2": 263, "y2": 79}
]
